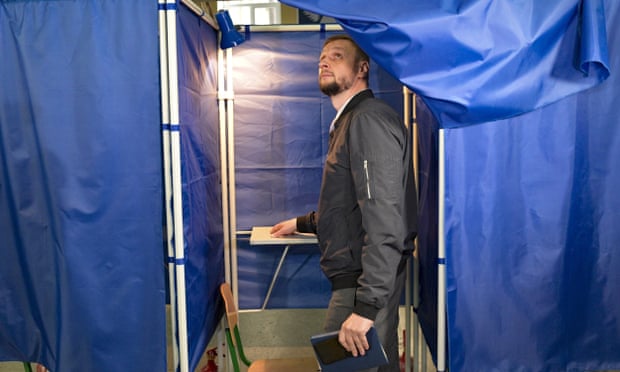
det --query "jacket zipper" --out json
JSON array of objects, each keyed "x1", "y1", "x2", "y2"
[{"x1": 364, "y1": 160, "x2": 372, "y2": 199}]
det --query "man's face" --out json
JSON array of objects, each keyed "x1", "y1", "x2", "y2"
[{"x1": 318, "y1": 39, "x2": 359, "y2": 96}]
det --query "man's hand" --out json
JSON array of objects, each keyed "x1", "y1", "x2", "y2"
[
  {"x1": 269, "y1": 218, "x2": 297, "y2": 237},
  {"x1": 338, "y1": 313, "x2": 374, "y2": 357}
]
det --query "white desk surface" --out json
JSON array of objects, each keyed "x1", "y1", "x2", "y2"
[{"x1": 250, "y1": 226, "x2": 318, "y2": 245}]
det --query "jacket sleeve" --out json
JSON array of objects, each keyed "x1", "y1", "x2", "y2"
[
  {"x1": 296, "y1": 211, "x2": 317, "y2": 234},
  {"x1": 347, "y1": 106, "x2": 409, "y2": 320}
]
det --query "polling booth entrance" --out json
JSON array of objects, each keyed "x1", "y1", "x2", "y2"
[
  {"x1": 221, "y1": 23, "x2": 427, "y2": 372},
  {"x1": 163, "y1": 6, "x2": 427, "y2": 370}
]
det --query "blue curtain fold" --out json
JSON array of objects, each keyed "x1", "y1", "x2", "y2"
[
  {"x1": 176, "y1": 4, "x2": 225, "y2": 370},
  {"x1": 280, "y1": 0, "x2": 610, "y2": 127}
]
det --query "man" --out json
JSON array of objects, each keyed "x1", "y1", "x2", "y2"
[{"x1": 270, "y1": 34, "x2": 417, "y2": 371}]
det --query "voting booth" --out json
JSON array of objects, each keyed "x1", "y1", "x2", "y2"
[{"x1": 2, "y1": 1, "x2": 620, "y2": 372}]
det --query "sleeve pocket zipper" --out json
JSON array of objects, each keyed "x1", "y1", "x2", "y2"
[{"x1": 364, "y1": 160, "x2": 372, "y2": 199}]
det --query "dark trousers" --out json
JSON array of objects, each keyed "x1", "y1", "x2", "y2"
[{"x1": 322, "y1": 266, "x2": 406, "y2": 372}]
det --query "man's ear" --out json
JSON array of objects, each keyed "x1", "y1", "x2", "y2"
[
  {"x1": 360, "y1": 61, "x2": 369, "y2": 73},
  {"x1": 358, "y1": 61, "x2": 369, "y2": 77}
]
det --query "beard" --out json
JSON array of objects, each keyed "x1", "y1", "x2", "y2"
[{"x1": 319, "y1": 80, "x2": 342, "y2": 96}]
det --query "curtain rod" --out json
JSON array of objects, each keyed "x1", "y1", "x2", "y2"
[
  {"x1": 181, "y1": 0, "x2": 218, "y2": 29},
  {"x1": 243, "y1": 24, "x2": 342, "y2": 32},
  {"x1": 180, "y1": 1, "x2": 342, "y2": 33}
]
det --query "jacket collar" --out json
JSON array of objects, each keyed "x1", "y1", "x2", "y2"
[
  {"x1": 332, "y1": 89, "x2": 374, "y2": 132},
  {"x1": 340, "y1": 89, "x2": 373, "y2": 117}
]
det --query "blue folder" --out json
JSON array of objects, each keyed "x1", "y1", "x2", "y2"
[{"x1": 310, "y1": 326, "x2": 388, "y2": 371}]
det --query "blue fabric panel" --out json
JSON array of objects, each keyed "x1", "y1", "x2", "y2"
[
  {"x1": 280, "y1": 0, "x2": 610, "y2": 127},
  {"x1": 414, "y1": 96, "x2": 441, "y2": 364},
  {"x1": 443, "y1": 2, "x2": 620, "y2": 370},
  {"x1": 0, "y1": 1, "x2": 165, "y2": 371},
  {"x1": 177, "y1": 4, "x2": 224, "y2": 371},
  {"x1": 232, "y1": 30, "x2": 404, "y2": 308}
]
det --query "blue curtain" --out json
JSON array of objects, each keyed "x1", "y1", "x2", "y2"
[
  {"x1": 176, "y1": 4, "x2": 225, "y2": 370},
  {"x1": 281, "y1": 0, "x2": 610, "y2": 127},
  {"x1": 0, "y1": 1, "x2": 165, "y2": 371},
  {"x1": 441, "y1": 65, "x2": 620, "y2": 371}
]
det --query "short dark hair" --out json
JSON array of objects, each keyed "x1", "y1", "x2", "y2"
[{"x1": 323, "y1": 34, "x2": 370, "y2": 70}]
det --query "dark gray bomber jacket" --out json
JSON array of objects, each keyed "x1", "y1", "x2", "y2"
[{"x1": 297, "y1": 89, "x2": 417, "y2": 321}]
